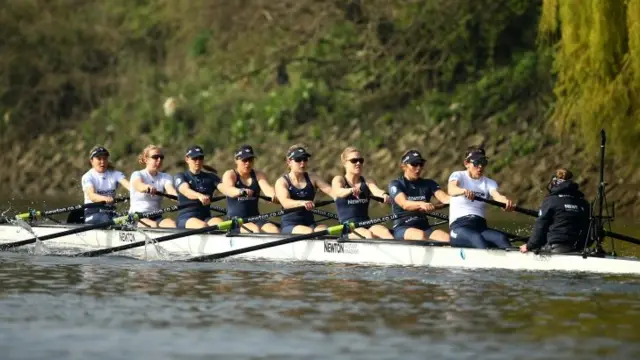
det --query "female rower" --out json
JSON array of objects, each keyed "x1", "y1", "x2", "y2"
[
  {"x1": 275, "y1": 144, "x2": 352, "y2": 234},
  {"x1": 175, "y1": 145, "x2": 253, "y2": 229},
  {"x1": 128, "y1": 145, "x2": 177, "y2": 228},
  {"x1": 81, "y1": 146, "x2": 130, "y2": 224},
  {"x1": 221, "y1": 145, "x2": 279, "y2": 233},
  {"x1": 520, "y1": 168, "x2": 590, "y2": 254},
  {"x1": 332, "y1": 146, "x2": 392, "y2": 239},
  {"x1": 447, "y1": 146, "x2": 514, "y2": 249},
  {"x1": 388, "y1": 150, "x2": 450, "y2": 241}
]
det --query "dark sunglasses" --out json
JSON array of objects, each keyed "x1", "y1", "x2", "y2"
[
  {"x1": 239, "y1": 157, "x2": 255, "y2": 163},
  {"x1": 407, "y1": 161, "x2": 425, "y2": 167},
  {"x1": 292, "y1": 156, "x2": 309, "y2": 163},
  {"x1": 149, "y1": 154, "x2": 165, "y2": 160},
  {"x1": 190, "y1": 156, "x2": 205, "y2": 161},
  {"x1": 348, "y1": 158, "x2": 365, "y2": 164},
  {"x1": 471, "y1": 159, "x2": 488, "y2": 167}
]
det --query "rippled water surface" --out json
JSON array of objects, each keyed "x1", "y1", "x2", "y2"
[{"x1": 1, "y1": 252, "x2": 640, "y2": 360}]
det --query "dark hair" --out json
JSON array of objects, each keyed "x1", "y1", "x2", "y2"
[{"x1": 464, "y1": 145, "x2": 486, "y2": 160}]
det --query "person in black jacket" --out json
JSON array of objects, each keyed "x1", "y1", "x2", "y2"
[{"x1": 520, "y1": 168, "x2": 591, "y2": 254}]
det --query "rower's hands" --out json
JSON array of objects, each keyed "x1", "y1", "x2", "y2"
[
  {"x1": 351, "y1": 187, "x2": 361, "y2": 198},
  {"x1": 145, "y1": 185, "x2": 157, "y2": 195},
  {"x1": 103, "y1": 196, "x2": 115, "y2": 204},
  {"x1": 300, "y1": 201, "x2": 315, "y2": 211},
  {"x1": 382, "y1": 193, "x2": 391, "y2": 204},
  {"x1": 239, "y1": 188, "x2": 254, "y2": 198},
  {"x1": 519, "y1": 244, "x2": 528, "y2": 253},
  {"x1": 462, "y1": 189, "x2": 475, "y2": 200},
  {"x1": 270, "y1": 195, "x2": 279, "y2": 204},
  {"x1": 503, "y1": 199, "x2": 515, "y2": 212},
  {"x1": 418, "y1": 202, "x2": 436, "y2": 212},
  {"x1": 197, "y1": 193, "x2": 211, "y2": 205}
]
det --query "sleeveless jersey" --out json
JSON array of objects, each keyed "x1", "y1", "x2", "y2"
[
  {"x1": 226, "y1": 170, "x2": 261, "y2": 218},
  {"x1": 335, "y1": 176, "x2": 371, "y2": 223},
  {"x1": 280, "y1": 173, "x2": 316, "y2": 227}
]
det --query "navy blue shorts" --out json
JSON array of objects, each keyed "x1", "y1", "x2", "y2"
[
  {"x1": 226, "y1": 218, "x2": 279, "y2": 234},
  {"x1": 281, "y1": 222, "x2": 319, "y2": 234},
  {"x1": 85, "y1": 212, "x2": 116, "y2": 225},
  {"x1": 393, "y1": 225, "x2": 434, "y2": 240},
  {"x1": 176, "y1": 215, "x2": 214, "y2": 229}
]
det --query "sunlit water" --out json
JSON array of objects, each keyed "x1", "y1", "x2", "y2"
[{"x1": 2, "y1": 196, "x2": 640, "y2": 359}]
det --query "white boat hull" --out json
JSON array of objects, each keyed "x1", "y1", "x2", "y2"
[{"x1": 1, "y1": 224, "x2": 639, "y2": 274}]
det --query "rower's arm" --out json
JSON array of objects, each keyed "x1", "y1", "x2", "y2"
[
  {"x1": 131, "y1": 173, "x2": 150, "y2": 193},
  {"x1": 221, "y1": 170, "x2": 239, "y2": 192},
  {"x1": 162, "y1": 177, "x2": 178, "y2": 197},
  {"x1": 433, "y1": 189, "x2": 451, "y2": 204},
  {"x1": 314, "y1": 173, "x2": 345, "y2": 199},
  {"x1": 447, "y1": 179, "x2": 466, "y2": 196},
  {"x1": 391, "y1": 192, "x2": 425, "y2": 211},
  {"x1": 256, "y1": 170, "x2": 277, "y2": 201},
  {"x1": 331, "y1": 176, "x2": 354, "y2": 199},
  {"x1": 216, "y1": 181, "x2": 246, "y2": 198},
  {"x1": 365, "y1": 179, "x2": 388, "y2": 198},
  {"x1": 117, "y1": 178, "x2": 131, "y2": 192},
  {"x1": 275, "y1": 177, "x2": 304, "y2": 209},
  {"x1": 177, "y1": 183, "x2": 203, "y2": 200},
  {"x1": 489, "y1": 189, "x2": 511, "y2": 204},
  {"x1": 84, "y1": 185, "x2": 111, "y2": 203}
]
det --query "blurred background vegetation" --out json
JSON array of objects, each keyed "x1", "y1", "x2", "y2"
[{"x1": 0, "y1": 0, "x2": 639, "y2": 188}]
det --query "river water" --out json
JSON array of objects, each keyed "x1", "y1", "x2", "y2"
[{"x1": 1, "y1": 196, "x2": 640, "y2": 359}]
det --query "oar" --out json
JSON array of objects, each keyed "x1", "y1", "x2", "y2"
[
  {"x1": 474, "y1": 197, "x2": 640, "y2": 245},
  {"x1": 185, "y1": 212, "x2": 419, "y2": 262},
  {"x1": 73, "y1": 200, "x2": 335, "y2": 258},
  {"x1": 0, "y1": 196, "x2": 222, "y2": 251},
  {"x1": 8, "y1": 195, "x2": 130, "y2": 223}
]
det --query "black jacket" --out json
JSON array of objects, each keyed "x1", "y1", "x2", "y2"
[{"x1": 527, "y1": 181, "x2": 590, "y2": 250}]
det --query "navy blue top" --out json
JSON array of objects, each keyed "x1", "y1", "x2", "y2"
[
  {"x1": 388, "y1": 176, "x2": 441, "y2": 229},
  {"x1": 226, "y1": 170, "x2": 261, "y2": 218},
  {"x1": 335, "y1": 176, "x2": 371, "y2": 223},
  {"x1": 280, "y1": 173, "x2": 316, "y2": 227},
  {"x1": 174, "y1": 170, "x2": 221, "y2": 220}
]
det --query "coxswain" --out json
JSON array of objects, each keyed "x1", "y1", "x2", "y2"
[
  {"x1": 81, "y1": 146, "x2": 130, "y2": 224},
  {"x1": 128, "y1": 145, "x2": 177, "y2": 228},
  {"x1": 332, "y1": 146, "x2": 392, "y2": 239},
  {"x1": 388, "y1": 150, "x2": 450, "y2": 241},
  {"x1": 520, "y1": 168, "x2": 590, "y2": 254},
  {"x1": 221, "y1": 145, "x2": 279, "y2": 233},
  {"x1": 447, "y1": 146, "x2": 514, "y2": 249},
  {"x1": 175, "y1": 145, "x2": 252, "y2": 229},
  {"x1": 275, "y1": 144, "x2": 349, "y2": 234}
]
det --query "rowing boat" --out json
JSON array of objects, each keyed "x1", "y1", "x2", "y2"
[{"x1": 1, "y1": 224, "x2": 639, "y2": 274}]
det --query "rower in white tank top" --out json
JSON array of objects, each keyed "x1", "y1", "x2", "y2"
[
  {"x1": 81, "y1": 146, "x2": 130, "y2": 224},
  {"x1": 448, "y1": 170, "x2": 498, "y2": 224},
  {"x1": 128, "y1": 145, "x2": 178, "y2": 228}
]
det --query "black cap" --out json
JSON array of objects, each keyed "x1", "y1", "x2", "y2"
[
  {"x1": 466, "y1": 149, "x2": 487, "y2": 161},
  {"x1": 185, "y1": 145, "x2": 205, "y2": 158},
  {"x1": 287, "y1": 147, "x2": 312, "y2": 159},
  {"x1": 401, "y1": 150, "x2": 425, "y2": 164},
  {"x1": 89, "y1": 147, "x2": 110, "y2": 159},
  {"x1": 234, "y1": 145, "x2": 256, "y2": 159}
]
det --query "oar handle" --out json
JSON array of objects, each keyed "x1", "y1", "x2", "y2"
[{"x1": 473, "y1": 197, "x2": 538, "y2": 217}]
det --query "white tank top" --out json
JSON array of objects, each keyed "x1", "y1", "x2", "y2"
[
  {"x1": 128, "y1": 170, "x2": 174, "y2": 213},
  {"x1": 81, "y1": 169, "x2": 126, "y2": 204},
  {"x1": 448, "y1": 170, "x2": 498, "y2": 224}
]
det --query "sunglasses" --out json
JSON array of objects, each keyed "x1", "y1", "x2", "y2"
[
  {"x1": 292, "y1": 156, "x2": 309, "y2": 163},
  {"x1": 239, "y1": 157, "x2": 254, "y2": 163},
  {"x1": 407, "y1": 161, "x2": 425, "y2": 167},
  {"x1": 471, "y1": 159, "x2": 488, "y2": 167},
  {"x1": 348, "y1": 158, "x2": 365, "y2": 164},
  {"x1": 190, "y1": 156, "x2": 204, "y2": 161},
  {"x1": 149, "y1": 154, "x2": 165, "y2": 160}
]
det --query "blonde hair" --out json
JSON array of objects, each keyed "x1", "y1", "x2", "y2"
[
  {"x1": 341, "y1": 146, "x2": 361, "y2": 163},
  {"x1": 137, "y1": 144, "x2": 162, "y2": 165},
  {"x1": 554, "y1": 168, "x2": 573, "y2": 181}
]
